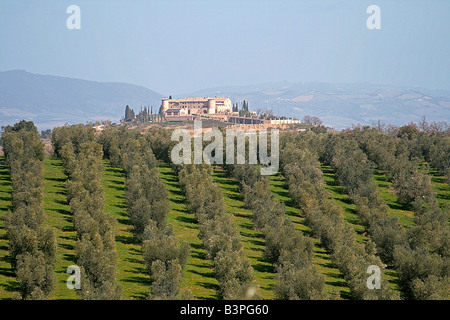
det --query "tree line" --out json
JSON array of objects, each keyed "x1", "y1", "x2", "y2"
[
  {"x1": 98, "y1": 127, "x2": 191, "y2": 299},
  {"x1": 226, "y1": 163, "x2": 330, "y2": 300},
  {"x1": 280, "y1": 132, "x2": 400, "y2": 299},
  {"x1": 52, "y1": 124, "x2": 122, "y2": 299},
  {"x1": 1, "y1": 120, "x2": 57, "y2": 299},
  {"x1": 344, "y1": 126, "x2": 449, "y2": 299},
  {"x1": 176, "y1": 163, "x2": 256, "y2": 299},
  {"x1": 282, "y1": 128, "x2": 448, "y2": 299},
  {"x1": 122, "y1": 105, "x2": 164, "y2": 123},
  {"x1": 3, "y1": 118, "x2": 446, "y2": 300}
]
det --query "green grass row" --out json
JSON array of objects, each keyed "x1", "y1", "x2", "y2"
[
  {"x1": 0, "y1": 156, "x2": 17, "y2": 299},
  {"x1": 0, "y1": 155, "x2": 448, "y2": 299},
  {"x1": 268, "y1": 172, "x2": 350, "y2": 299}
]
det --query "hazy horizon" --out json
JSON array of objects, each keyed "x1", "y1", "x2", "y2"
[
  {"x1": 1, "y1": 0, "x2": 450, "y2": 95},
  {"x1": 2, "y1": 68, "x2": 450, "y2": 98}
]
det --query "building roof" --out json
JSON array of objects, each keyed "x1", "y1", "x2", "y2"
[{"x1": 164, "y1": 97, "x2": 229, "y2": 102}]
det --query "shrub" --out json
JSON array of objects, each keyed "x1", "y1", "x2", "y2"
[{"x1": 142, "y1": 222, "x2": 190, "y2": 271}]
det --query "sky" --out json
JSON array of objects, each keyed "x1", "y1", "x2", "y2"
[{"x1": 1, "y1": 0, "x2": 449, "y2": 95}]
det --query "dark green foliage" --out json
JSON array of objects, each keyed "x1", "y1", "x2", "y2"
[
  {"x1": 142, "y1": 222, "x2": 190, "y2": 271},
  {"x1": 228, "y1": 161, "x2": 327, "y2": 300},
  {"x1": 145, "y1": 128, "x2": 174, "y2": 163},
  {"x1": 75, "y1": 232, "x2": 122, "y2": 300},
  {"x1": 213, "y1": 249, "x2": 255, "y2": 300},
  {"x1": 51, "y1": 124, "x2": 95, "y2": 157},
  {"x1": 275, "y1": 263, "x2": 328, "y2": 300},
  {"x1": 322, "y1": 134, "x2": 407, "y2": 266},
  {"x1": 124, "y1": 105, "x2": 135, "y2": 122},
  {"x1": 98, "y1": 127, "x2": 159, "y2": 174},
  {"x1": 98, "y1": 126, "x2": 189, "y2": 299},
  {"x1": 16, "y1": 252, "x2": 56, "y2": 300},
  {"x1": 55, "y1": 126, "x2": 122, "y2": 300},
  {"x1": 332, "y1": 244, "x2": 396, "y2": 300},
  {"x1": 410, "y1": 275, "x2": 449, "y2": 300},
  {"x1": 347, "y1": 127, "x2": 449, "y2": 299},
  {"x1": 428, "y1": 137, "x2": 450, "y2": 178},
  {"x1": 1, "y1": 120, "x2": 56, "y2": 299},
  {"x1": 392, "y1": 163, "x2": 436, "y2": 211},
  {"x1": 229, "y1": 164, "x2": 262, "y2": 191},
  {"x1": 280, "y1": 132, "x2": 399, "y2": 299},
  {"x1": 149, "y1": 260, "x2": 182, "y2": 299},
  {"x1": 40, "y1": 129, "x2": 52, "y2": 139},
  {"x1": 393, "y1": 246, "x2": 449, "y2": 299},
  {"x1": 126, "y1": 165, "x2": 170, "y2": 240},
  {"x1": 178, "y1": 164, "x2": 256, "y2": 299}
]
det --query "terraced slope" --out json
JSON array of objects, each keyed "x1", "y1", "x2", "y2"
[
  {"x1": 43, "y1": 157, "x2": 78, "y2": 299},
  {"x1": 3, "y1": 155, "x2": 446, "y2": 299},
  {"x1": 320, "y1": 165, "x2": 401, "y2": 295},
  {"x1": 102, "y1": 161, "x2": 150, "y2": 299},
  {"x1": 321, "y1": 165, "x2": 368, "y2": 243},
  {"x1": 269, "y1": 173, "x2": 350, "y2": 299},
  {"x1": 158, "y1": 162, "x2": 219, "y2": 300},
  {"x1": 212, "y1": 166, "x2": 275, "y2": 299}
]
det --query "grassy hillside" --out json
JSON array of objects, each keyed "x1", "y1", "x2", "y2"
[
  {"x1": 102, "y1": 161, "x2": 150, "y2": 299},
  {"x1": 0, "y1": 155, "x2": 448, "y2": 299},
  {"x1": 158, "y1": 162, "x2": 219, "y2": 300},
  {"x1": 43, "y1": 157, "x2": 78, "y2": 300},
  {"x1": 268, "y1": 173, "x2": 350, "y2": 299},
  {"x1": 212, "y1": 167, "x2": 276, "y2": 299}
]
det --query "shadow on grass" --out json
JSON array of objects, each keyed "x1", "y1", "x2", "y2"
[
  {"x1": 0, "y1": 266, "x2": 15, "y2": 278},
  {"x1": 54, "y1": 198, "x2": 69, "y2": 206},
  {"x1": 0, "y1": 195, "x2": 12, "y2": 202},
  {"x1": 215, "y1": 177, "x2": 239, "y2": 188},
  {"x1": 253, "y1": 261, "x2": 275, "y2": 274},
  {"x1": 124, "y1": 256, "x2": 143, "y2": 265},
  {"x1": 60, "y1": 217, "x2": 75, "y2": 228},
  {"x1": 0, "y1": 279, "x2": 20, "y2": 294},
  {"x1": 59, "y1": 243, "x2": 74, "y2": 251},
  {"x1": 107, "y1": 184, "x2": 126, "y2": 192},
  {"x1": 116, "y1": 234, "x2": 135, "y2": 245},
  {"x1": 55, "y1": 207, "x2": 71, "y2": 216},
  {"x1": 63, "y1": 253, "x2": 76, "y2": 262},
  {"x1": 225, "y1": 192, "x2": 243, "y2": 202},
  {"x1": 165, "y1": 184, "x2": 185, "y2": 196},
  {"x1": 117, "y1": 218, "x2": 133, "y2": 226},
  {"x1": 169, "y1": 196, "x2": 186, "y2": 205},
  {"x1": 175, "y1": 214, "x2": 197, "y2": 225},
  {"x1": 240, "y1": 230, "x2": 262, "y2": 241},
  {"x1": 106, "y1": 178, "x2": 125, "y2": 186},
  {"x1": 45, "y1": 177, "x2": 66, "y2": 183},
  {"x1": 104, "y1": 166, "x2": 123, "y2": 174},
  {"x1": 436, "y1": 192, "x2": 450, "y2": 201},
  {"x1": 191, "y1": 249, "x2": 208, "y2": 261},
  {"x1": 385, "y1": 267, "x2": 401, "y2": 288}
]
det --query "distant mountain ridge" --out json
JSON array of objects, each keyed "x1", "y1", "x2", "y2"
[
  {"x1": 1, "y1": 70, "x2": 449, "y2": 130},
  {"x1": 180, "y1": 81, "x2": 450, "y2": 129},
  {"x1": 0, "y1": 70, "x2": 163, "y2": 130}
]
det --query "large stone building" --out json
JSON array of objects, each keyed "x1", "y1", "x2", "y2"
[{"x1": 161, "y1": 97, "x2": 233, "y2": 116}]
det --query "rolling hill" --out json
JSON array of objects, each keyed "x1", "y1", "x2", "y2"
[
  {"x1": 1, "y1": 70, "x2": 449, "y2": 131},
  {"x1": 181, "y1": 81, "x2": 450, "y2": 129},
  {"x1": 0, "y1": 70, "x2": 163, "y2": 130}
]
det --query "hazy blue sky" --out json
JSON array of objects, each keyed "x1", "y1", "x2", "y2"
[{"x1": 1, "y1": 0, "x2": 449, "y2": 95}]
